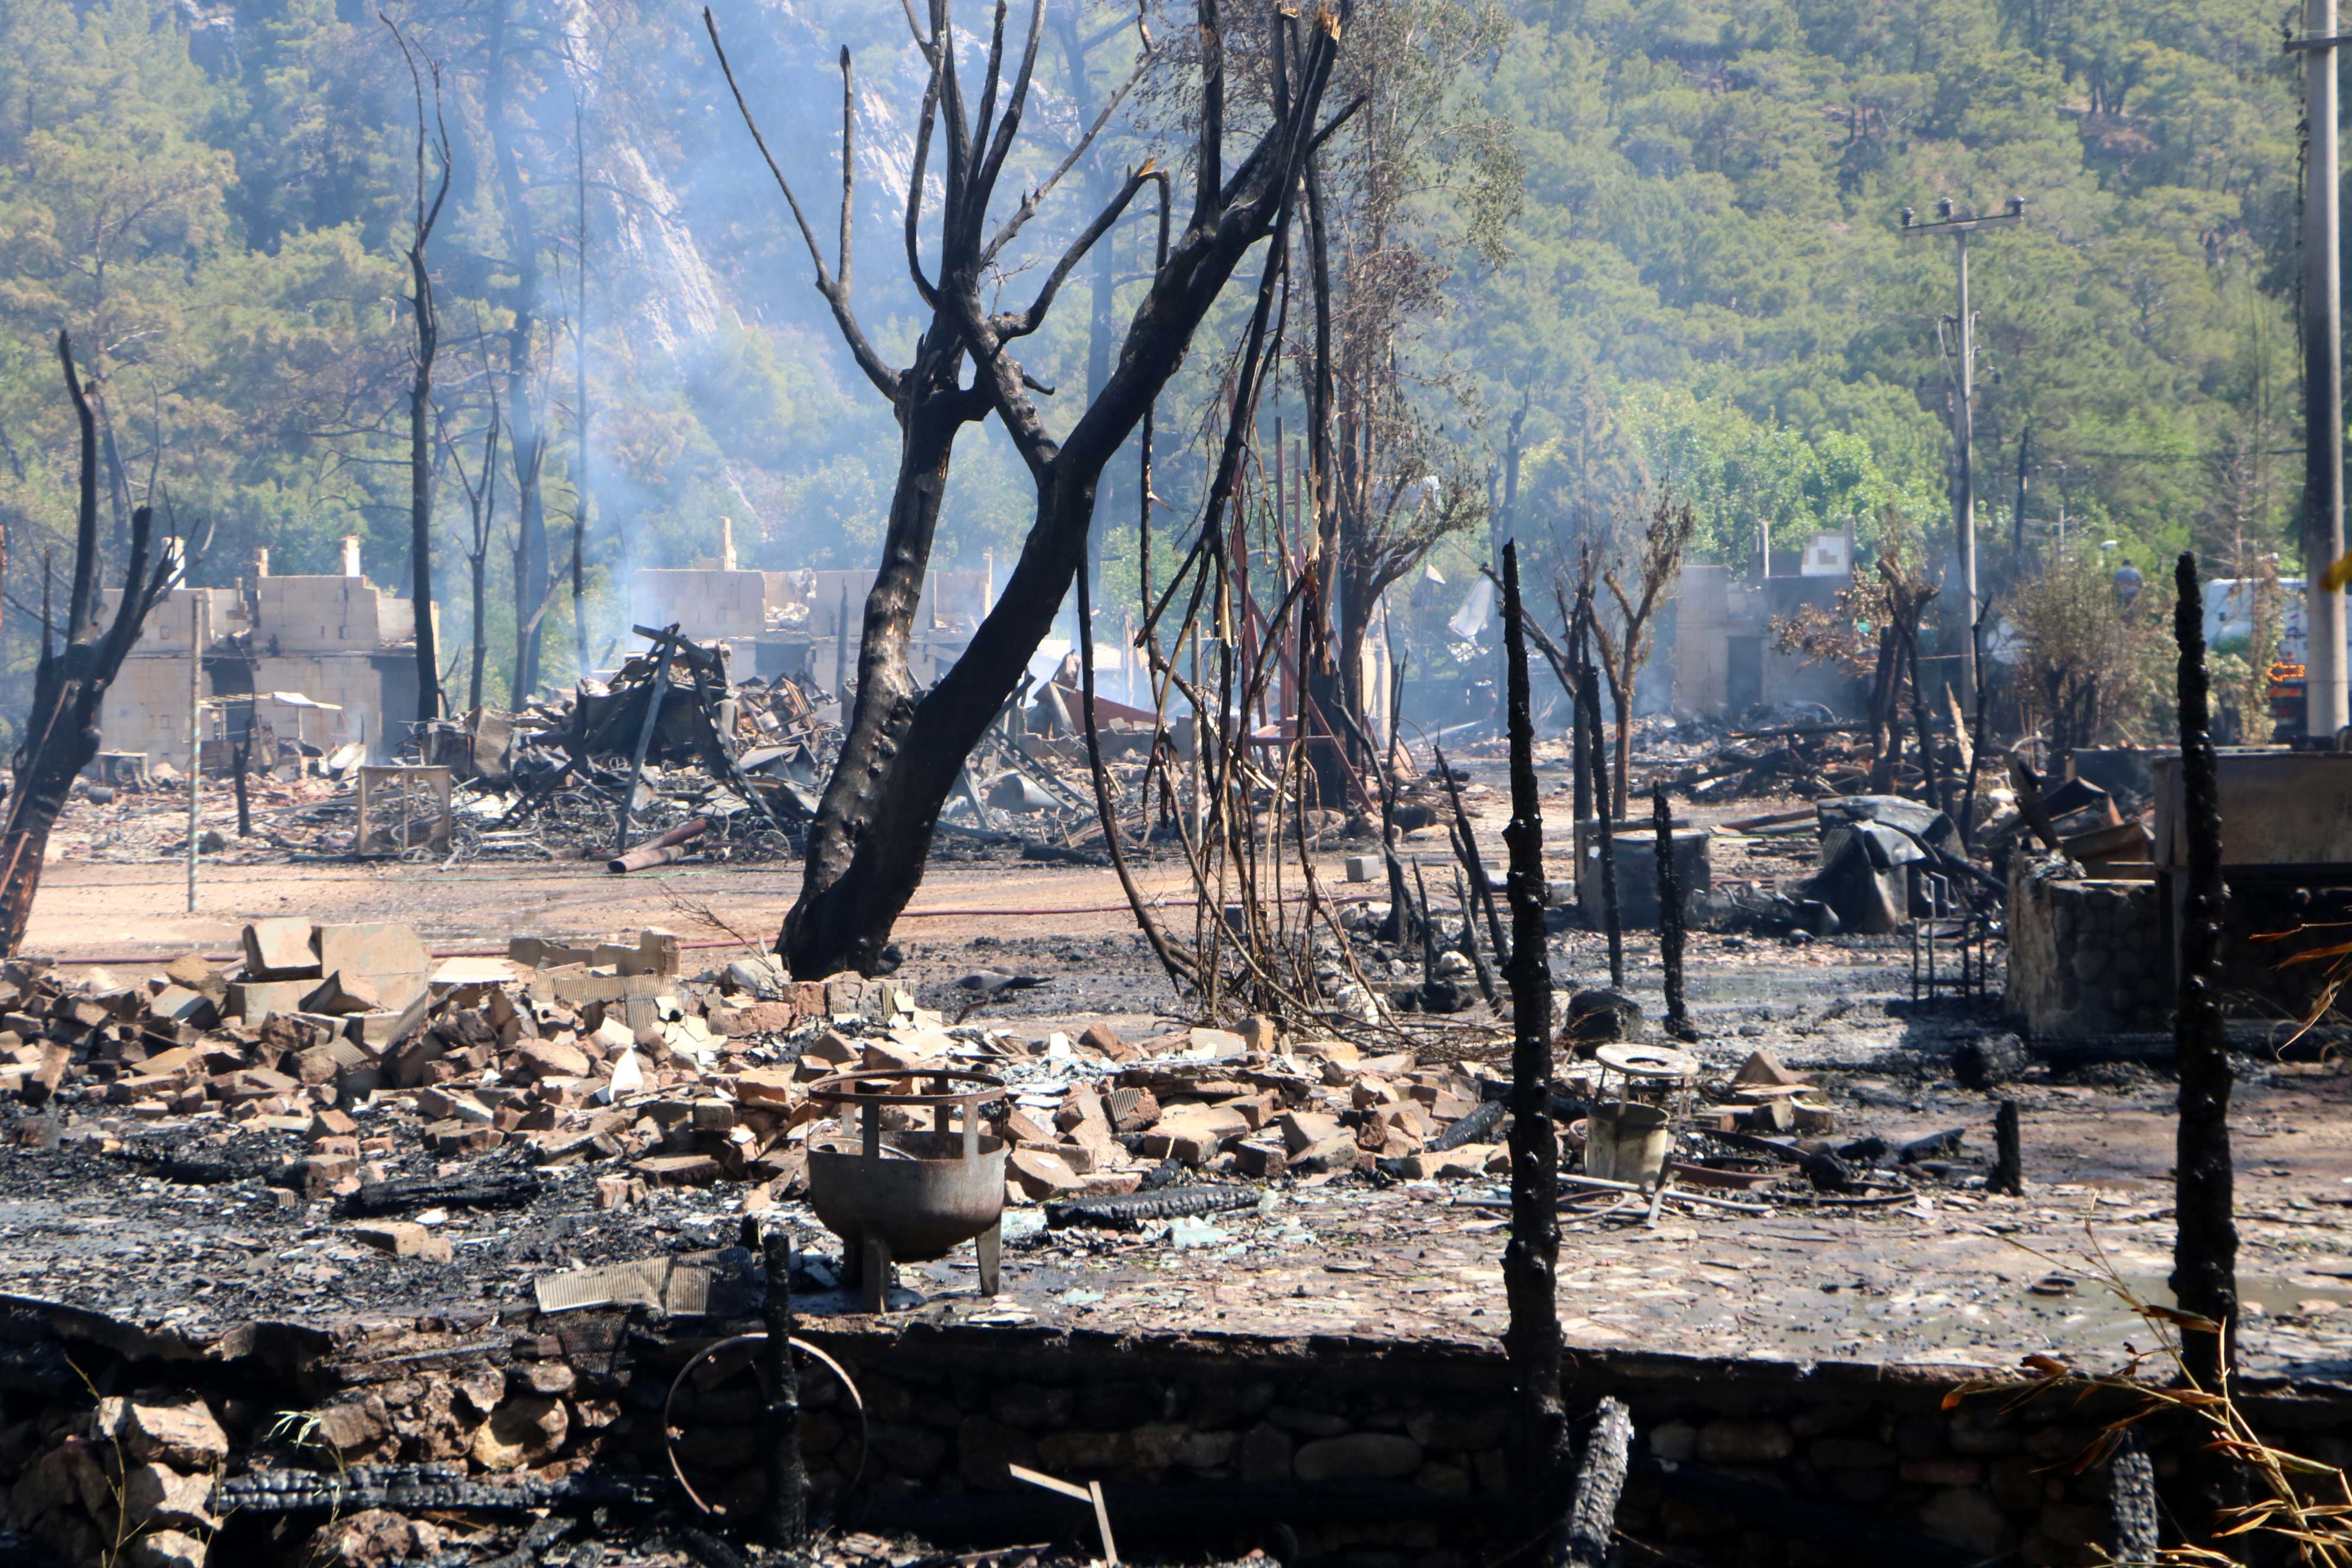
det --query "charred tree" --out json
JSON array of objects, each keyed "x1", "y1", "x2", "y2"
[
  {"x1": 570, "y1": 92, "x2": 594, "y2": 681},
  {"x1": 387, "y1": 17, "x2": 450, "y2": 728},
  {"x1": 488, "y1": 0, "x2": 552, "y2": 701},
  {"x1": 1498, "y1": 543, "x2": 1567, "y2": 1528},
  {"x1": 723, "y1": 0, "x2": 1354, "y2": 977},
  {"x1": 1577, "y1": 610, "x2": 1622, "y2": 987},
  {"x1": 0, "y1": 337, "x2": 187, "y2": 955},
  {"x1": 443, "y1": 393, "x2": 502, "y2": 718},
  {"x1": 2168, "y1": 550, "x2": 2238, "y2": 1537}
]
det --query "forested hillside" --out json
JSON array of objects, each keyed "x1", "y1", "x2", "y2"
[
  {"x1": 0, "y1": 0, "x2": 2312, "y2": 729},
  {"x1": 1470, "y1": 0, "x2": 2300, "y2": 592}
]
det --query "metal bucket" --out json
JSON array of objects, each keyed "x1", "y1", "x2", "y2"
[{"x1": 1585, "y1": 1102, "x2": 1670, "y2": 1187}]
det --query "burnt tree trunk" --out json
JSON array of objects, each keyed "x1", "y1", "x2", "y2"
[
  {"x1": 1498, "y1": 543, "x2": 1567, "y2": 1531},
  {"x1": 1580, "y1": 633, "x2": 1622, "y2": 986},
  {"x1": 0, "y1": 336, "x2": 181, "y2": 955},
  {"x1": 1905, "y1": 620, "x2": 1942, "y2": 814},
  {"x1": 780, "y1": 331, "x2": 986, "y2": 976},
  {"x1": 766, "y1": 0, "x2": 1348, "y2": 977},
  {"x1": 388, "y1": 18, "x2": 450, "y2": 728},
  {"x1": 488, "y1": 0, "x2": 550, "y2": 701},
  {"x1": 2168, "y1": 550, "x2": 2239, "y2": 1540},
  {"x1": 1868, "y1": 625, "x2": 1900, "y2": 790}
]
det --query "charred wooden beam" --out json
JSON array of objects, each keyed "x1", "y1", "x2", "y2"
[
  {"x1": 1652, "y1": 786, "x2": 1692, "y2": 1041},
  {"x1": 760, "y1": 1224, "x2": 807, "y2": 1550},
  {"x1": 2169, "y1": 550, "x2": 2240, "y2": 1539},
  {"x1": 1499, "y1": 543, "x2": 1569, "y2": 1536}
]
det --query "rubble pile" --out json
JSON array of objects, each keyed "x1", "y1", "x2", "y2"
[
  {"x1": 1661, "y1": 720, "x2": 1874, "y2": 802},
  {"x1": 0, "y1": 920, "x2": 1541, "y2": 1218},
  {"x1": 0, "y1": 912, "x2": 1970, "y2": 1244}
]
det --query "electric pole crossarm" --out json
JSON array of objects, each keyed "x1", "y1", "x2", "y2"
[{"x1": 1896, "y1": 212, "x2": 2026, "y2": 239}]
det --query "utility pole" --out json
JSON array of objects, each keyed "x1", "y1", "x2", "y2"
[
  {"x1": 2293, "y1": 2, "x2": 2350, "y2": 741},
  {"x1": 1902, "y1": 195, "x2": 2026, "y2": 709}
]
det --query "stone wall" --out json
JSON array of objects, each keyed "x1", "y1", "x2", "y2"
[
  {"x1": 12, "y1": 1306, "x2": 2352, "y2": 1568},
  {"x1": 2004, "y1": 858, "x2": 2166, "y2": 1038}
]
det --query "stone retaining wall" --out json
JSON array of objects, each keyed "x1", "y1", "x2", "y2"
[{"x1": 8, "y1": 1305, "x2": 2351, "y2": 1568}]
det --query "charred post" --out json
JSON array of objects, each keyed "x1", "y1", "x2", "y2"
[
  {"x1": 1579, "y1": 629, "x2": 1623, "y2": 987},
  {"x1": 759, "y1": 1224, "x2": 807, "y2": 1550},
  {"x1": 1498, "y1": 543, "x2": 1567, "y2": 1523},
  {"x1": 1988, "y1": 1099, "x2": 2021, "y2": 1196},
  {"x1": 1652, "y1": 786, "x2": 1691, "y2": 1041},
  {"x1": 2168, "y1": 551, "x2": 2238, "y2": 1400}
]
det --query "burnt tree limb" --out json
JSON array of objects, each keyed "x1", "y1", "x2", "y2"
[
  {"x1": 1560, "y1": 1398, "x2": 1632, "y2": 1568},
  {"x1": 1499, "y1": 544, "x2": 1569, "y2": 1532},
  {"x1": 1653, "y1": 786, "x2": 1692, "y2": 1041},
  {"x1": 0, "y1": 335, "x2": 188, "y2": 956}
]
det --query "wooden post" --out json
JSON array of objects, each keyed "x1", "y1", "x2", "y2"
[
  {"x1": 615, "y1": 626, "x2": 677, "y2": 856},
  {"x1": 1654, "y1": 786, "x2": 1691, "y2": 1040},
  {"x1": 1497, "y1": 543, "x2": 1569, "y2": 1536}
]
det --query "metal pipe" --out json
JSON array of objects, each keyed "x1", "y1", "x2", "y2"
[
  {"x1": 2308, "y1": 0, "x2": 2349, "y2": 740},
  {"x1": 184, "y1": 594, "x2": 203, "y2": 914},
  {"x1": 1954, "y1": 231, "x2": 1977, "y2": 708}
]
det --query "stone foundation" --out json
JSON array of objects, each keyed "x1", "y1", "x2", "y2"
[{"x1": 6, "y1": 1298, "x2": 2349, "y2": 1568}]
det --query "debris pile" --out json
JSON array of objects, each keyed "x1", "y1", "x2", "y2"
[
  {"x1": 1663, "y1": 721, "x2": 1874, "y2": 802},
  {"x1": 0, "y1": 923, "x2": 1533, "y2": 1220}
]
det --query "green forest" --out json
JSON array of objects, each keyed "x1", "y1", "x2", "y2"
[{"x1": 0, "y1": 0, "x2": 2316, "y2": 726}]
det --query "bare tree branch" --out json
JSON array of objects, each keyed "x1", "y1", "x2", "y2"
[{"x1": 702, "y1": 7, "x2": 900, "y2": 398}]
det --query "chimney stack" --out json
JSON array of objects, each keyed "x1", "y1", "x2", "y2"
[
  {"x1": 719, "y1": 515, "x2": 737, "y2": 571},
  {"x1": 341, "y1": 536, "x2": 361, "y2": 577},
  {"x1": 253, "y1": 547, "x2": 269, "y2": 579}
]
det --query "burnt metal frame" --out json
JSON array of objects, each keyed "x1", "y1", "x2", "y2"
[{"x1": 806, "y1": 1068, "x2": 1007, "y2": 1311}]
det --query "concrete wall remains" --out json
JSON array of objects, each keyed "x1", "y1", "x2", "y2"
[
  {"x1": 96, "y1": 560, "x2": 436, "y2": 770},
  {"x1": 2004, "y1": 857, "x2": 2167, "y2": 1038},
  {"x1": 1674, "y1": 562, "x2": 1868, "y2": 718}
]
